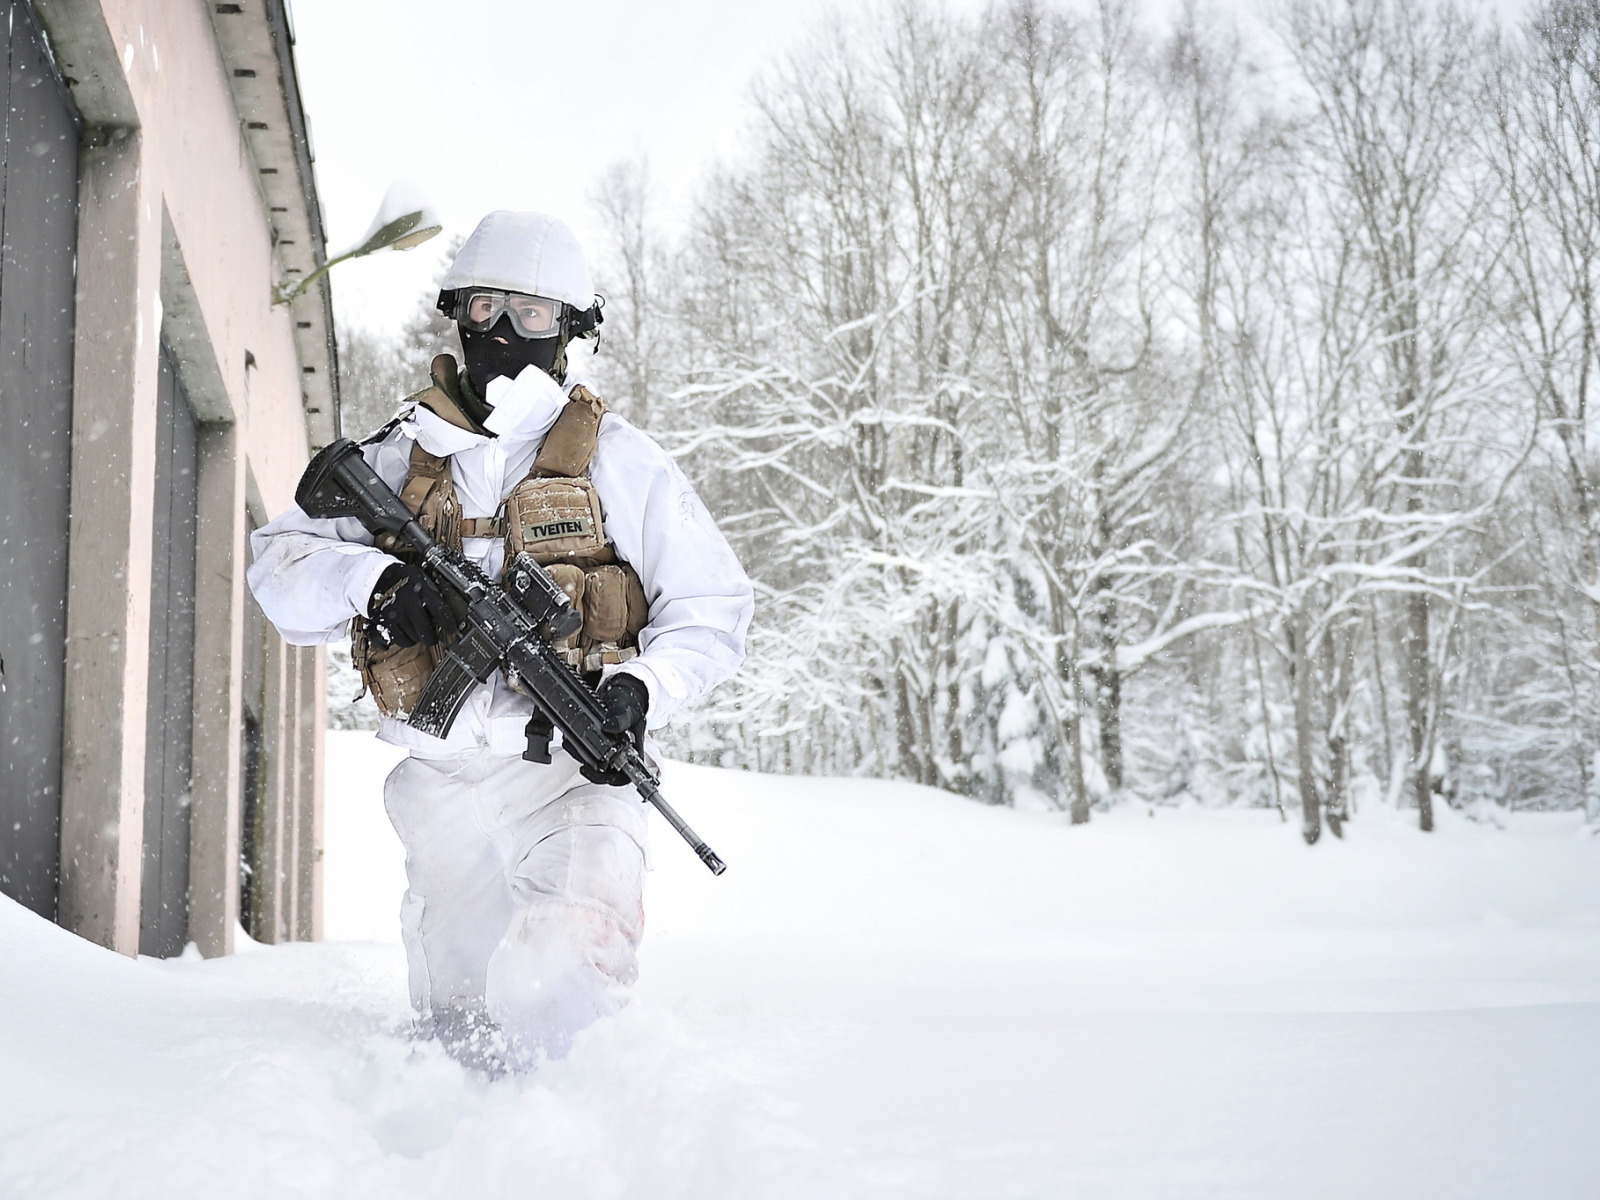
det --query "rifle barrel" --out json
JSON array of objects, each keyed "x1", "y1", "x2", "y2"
[{"x1": 628, "y1": 763, "x2": 728, "y2": 875}]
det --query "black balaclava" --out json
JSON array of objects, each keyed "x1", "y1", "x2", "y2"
[{"x1": 458, "y1": 312, "x2": 567, "y2": 402}]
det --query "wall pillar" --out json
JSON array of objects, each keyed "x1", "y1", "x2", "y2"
[
  {"x1": 295, "y1": 645, "x2": 323, "y2": 941},
  {"x1": 256, "y1": 626, "x2": 286, "y2": 942},
  {"x1": 186, "y1": 423, "x2": 245, "y2": 957},
  {"x1": 58, "y1": 127, "x2": 162, "y2": 956},
  {"x1": 283, "y1": 644, "x2": 303, "y2": 939}
]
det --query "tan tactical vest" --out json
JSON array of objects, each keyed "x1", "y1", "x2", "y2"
[{"x1": 353, "y1": 355, "x2": 649, "y2": 720}]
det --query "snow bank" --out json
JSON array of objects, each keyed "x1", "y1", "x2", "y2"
[{"x1": 2, "y1": 731, "x2": 1598, "y2": 1198}]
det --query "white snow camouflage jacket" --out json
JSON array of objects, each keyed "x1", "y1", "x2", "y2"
[{"x1": 247, "y1": 357, "x2": 754, "y2": 757}]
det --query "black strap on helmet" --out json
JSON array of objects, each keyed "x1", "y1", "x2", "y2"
[{"x1": 569, "y1": 294, "x2": 605, "y2": 339}]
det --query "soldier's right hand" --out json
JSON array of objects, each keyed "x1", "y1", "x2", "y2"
[{"x1": 367, "y1": 563, "x2": 455, "y2": 648}]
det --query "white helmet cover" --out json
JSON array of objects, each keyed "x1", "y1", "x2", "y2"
[{"x1": 441, "y1": 211, "x2": 594, "y2": 311}]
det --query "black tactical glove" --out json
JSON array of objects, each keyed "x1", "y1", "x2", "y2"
[
  {"x1": 579, "y1": 673, "x2": 650, "y2": 786},
  {"x1": 366, "y1": 562, "x2": 455, "y2": 649}
]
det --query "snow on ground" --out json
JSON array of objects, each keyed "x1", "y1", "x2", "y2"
[{"x1": 3, "y1": 730, "x2": 1600, "y2": 1199}]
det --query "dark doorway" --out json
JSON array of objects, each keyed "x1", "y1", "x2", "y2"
[
  {"x1": 139, "y1": 345, "x2": 199, "y2": 956},
  {"x1": 239, "y1": 526, "x2": 268, "y2": 942},
  {"x1": 0, "y1": 0, "x2": 81, "y2": 918}
]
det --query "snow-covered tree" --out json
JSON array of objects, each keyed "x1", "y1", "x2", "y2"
[{"x1": 558, "y1": 0, "x2": 1600, "y2": 832}]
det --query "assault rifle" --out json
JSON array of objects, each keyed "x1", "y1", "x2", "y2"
[{"x1": 296, "y1": 438, "x2": 727, "y2": 875}]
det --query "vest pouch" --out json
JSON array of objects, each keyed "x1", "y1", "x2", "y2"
[
  {"x1": 376, "y1": 443, "x2": 461, "y2": 557},
  {"x1": 506, "y1": 477, "x2": 609, "y2": 567},
  {"x1": 580, "y1": 563, "x2": 649, "y2": 671},
  {"x1": 351, "y1": 618, "x2": 441, "y2": 719},
  {"x1": 544, "y1": 563, "x2": 587, "y2": 668},
  {"x1": 581, "y1": 564, "x2": 647, "y2": 643}
]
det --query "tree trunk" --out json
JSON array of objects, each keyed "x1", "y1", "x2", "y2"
[
  {"x1": 1058, "y1": 641, "x2": 1091, "y2": 825},
  {"x1": 1400, "y1": 436, "x2": 1434, "y2": 832},
  {"x1": 1324, "y1": 623, "x2": 1351, "y2": 838},
  {"x1": 1067, "y1": 702, "x2": 1090, "y2": 825},
  {"x1": 1405, "y1": 585, "x2": 1433, "y2": 832},
  {"x1": 1093, "y1": 586, "x2": 1124, "y2": 792},
  {"x1": 1290, "y1": 612, "x2": 1321, "y2": 845},
  {"x1": 895, "y1": 663, "x2": 921, "y2": 786},
  {"x1": 1096, "y1": 664, "x2": 1124, "y2": 793},
  {"x1": 943, "y1": 599, "x2": 969, "y2": 796}
]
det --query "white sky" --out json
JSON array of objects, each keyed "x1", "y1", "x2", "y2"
[
  {"x1": 292, "y1": 0, "x2": 897, "y2": 336},
  {"x1": 292, "y1": 0, "x2": 1530, "y2": 339}
]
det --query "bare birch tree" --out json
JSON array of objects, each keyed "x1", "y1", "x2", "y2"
[{"x1": 560, "y1": 0, "x2": 1596, "y2": 831}]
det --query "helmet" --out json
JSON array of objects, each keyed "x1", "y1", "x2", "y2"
[
  {"x1": 436, "y1": 212, "x2": 604, "y2": 398},
  {"x1": 441, "y1": 211, "x2": 594, "y2": 309}
]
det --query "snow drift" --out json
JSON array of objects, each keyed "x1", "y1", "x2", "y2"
[{"x1": 2, "y1": 731, "x2": 1599, "y2": 1198}]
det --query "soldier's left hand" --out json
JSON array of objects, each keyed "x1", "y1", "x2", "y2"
[{"x1": 580, "y1": 674, "x2": 649, "y2": 786}]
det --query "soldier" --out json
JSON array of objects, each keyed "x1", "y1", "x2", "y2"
[{"x1": 247, "y1": 211, "x2": 753, "y2": 1069}]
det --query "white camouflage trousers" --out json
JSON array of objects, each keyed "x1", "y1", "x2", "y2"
[{"x1": 383, "y1": 747, "x2": 648, "y2": 1068}]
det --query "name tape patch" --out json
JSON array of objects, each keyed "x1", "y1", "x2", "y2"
[{"x1": 522, "y1": 516, "x2": 594, "y2": 543}]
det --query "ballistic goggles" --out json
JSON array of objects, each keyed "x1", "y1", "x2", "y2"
[{"x1": 449, "y1": 289, "x2": 565, "y2": 339}]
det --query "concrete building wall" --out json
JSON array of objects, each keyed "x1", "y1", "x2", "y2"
[
  {"x1": 26, "y1": 0, "x2": 333, "y2": 957},
  {"x1": 0, "y1": 0, "x2": 81, "y2": 919}
]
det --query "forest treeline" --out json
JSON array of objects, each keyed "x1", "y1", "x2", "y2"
[{"x1": 341, "y1": 0, "x2": 1600, "y2": 840}]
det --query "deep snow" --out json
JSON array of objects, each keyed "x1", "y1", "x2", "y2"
[{"x1": 3, "y1": 730, "x2": 1599, "y2": 1198}]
